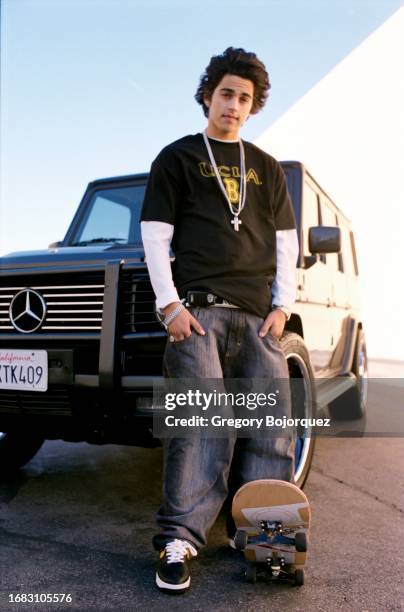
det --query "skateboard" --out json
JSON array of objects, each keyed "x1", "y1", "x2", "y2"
[{"x1": 231, "y1": 479, "x2": 311, "y2": 586}]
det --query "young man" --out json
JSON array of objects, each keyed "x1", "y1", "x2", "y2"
[{"x1": 140, "y1": 47, "x2": 299, "y2": 593}]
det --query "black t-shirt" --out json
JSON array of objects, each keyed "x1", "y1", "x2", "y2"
[{"x1": 140, "y1": 133, "x2": 296, "y2": 318}]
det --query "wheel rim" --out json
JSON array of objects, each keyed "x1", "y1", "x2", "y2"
[{"x1": 286, "y1": 351, "x2": 314, "y2": 485}]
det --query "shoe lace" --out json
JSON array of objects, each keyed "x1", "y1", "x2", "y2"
[{"x1": 165, "y1": 539, "x2": 193, "y2": 564}]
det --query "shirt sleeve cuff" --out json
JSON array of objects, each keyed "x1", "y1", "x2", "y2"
[{"x1": 156, "y1": 290, "x2": 182, "y2": 313}]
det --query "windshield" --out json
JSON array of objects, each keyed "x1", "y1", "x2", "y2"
[
  {"x1": 71, "y1": 184, "x2": 146, "y2": 246},
  {"x1": 71, "y1": 173, "x2": 296, "y2": 247}
]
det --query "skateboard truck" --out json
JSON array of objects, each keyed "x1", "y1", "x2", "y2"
[
  {"x1": 235, "y1": 525, "x2": 307, "y2": 552},
  {"x1": 245, "y1": 552, "x2": 304, "y2": 585},
  {"x1": 260, "y1": 520, "x2": 283, "y2": 536},
  {"x1": 267, "y1": 553, "x2": 285, "y2": 578},
  {"x1": 260, "y1": 520, "x2": 305, "y2": 539}
]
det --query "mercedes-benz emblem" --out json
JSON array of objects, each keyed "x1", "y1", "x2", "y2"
[{"x1": 9, "y1": 288, "x2": 47, "y2": 333}]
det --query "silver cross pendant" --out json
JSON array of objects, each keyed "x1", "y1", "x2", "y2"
[{"x1": 231, "y1": 216, "x2": 242, "y2": 231}]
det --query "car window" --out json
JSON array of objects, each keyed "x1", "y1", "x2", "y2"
[
  {"x1": 335, "y1": 215, "x2": 344, "y2": 273},
  {"x1": 72, "y1": 185, "x2": 146, "y2": 245},
  {"x1": 350, "y1": 231, "x2": 359, "y2": 275},
  {"x1": 340, "y1": 222, "x2": 356, "y2": 277},
  {"x1": 320, "y1": 199, "x2": 339, "y2": 272},
  {"x1": 302, "y1": 182, "x2": 320, "y2": 258}
]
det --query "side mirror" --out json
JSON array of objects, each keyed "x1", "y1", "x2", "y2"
[
  {"x1": 48, "y1": 241, "x2": 63, "y2": 249},
  {"x1": 309, "y1": 226, "x2": 341, "y2": 254}
]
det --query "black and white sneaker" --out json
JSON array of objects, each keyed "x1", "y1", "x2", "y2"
[{"x1": 156, "y1": 539, "x2": 198, "y2": 593}]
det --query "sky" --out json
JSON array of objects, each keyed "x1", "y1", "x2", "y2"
[{"x1": 1, "y1": 0, "x2": 402, "y2": 254}]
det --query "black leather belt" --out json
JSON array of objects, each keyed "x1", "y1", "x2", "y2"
[{"x1": 184, "y1": 291, "x2": 239, "y2": 308}]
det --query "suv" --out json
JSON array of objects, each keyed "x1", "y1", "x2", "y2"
[{"x1": 0, "y1": 162, "x2": 367, "y2": 488}]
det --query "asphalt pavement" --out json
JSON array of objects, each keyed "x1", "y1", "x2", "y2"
[{"x1": 0, "y1": 411, "x2": 403, "y2": 611}]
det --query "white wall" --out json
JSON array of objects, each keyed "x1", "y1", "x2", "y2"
[{"x1": 255, "y1": 8, "x2": 404, "y2": 361}]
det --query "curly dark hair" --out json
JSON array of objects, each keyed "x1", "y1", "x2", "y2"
[{"x1": 195, "y1": 47, "x2": 271, "y2": 118}]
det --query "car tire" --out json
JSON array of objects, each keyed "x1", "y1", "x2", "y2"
[
  {"x1": 328, "y1": 328, "x2": 368, "y2": 420},
  {"x1": 0, "y1": 431, "x2": 44, "y2": 476},
  {"x1": 279, "y1": 331, "x2": 317, "y2": 490}
]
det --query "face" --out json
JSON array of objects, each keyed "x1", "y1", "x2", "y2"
[{"x1": 203, "y1": 74, "x2": 254, "y2": 140}]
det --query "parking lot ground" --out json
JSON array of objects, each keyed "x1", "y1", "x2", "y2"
[{"x1": 0, "y1": 432, "x2": 403, "y2": 611}]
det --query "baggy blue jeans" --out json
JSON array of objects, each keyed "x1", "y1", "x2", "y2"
[{"x1": 152, "y1": 306, "x2": 295, "y2": 551}]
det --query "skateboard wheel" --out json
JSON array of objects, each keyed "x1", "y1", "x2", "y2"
[
  {"x1": 295, "y1": 532, "x2": 307, "y2": 552},
  {"x1": 294, "y1": 568, "x2": 304, "y2": 586},
  {"x1": 234, "y1": 529, "x2": 249, "y2": 550},
  {"x1": 245, "y1": 564, "x2": 257, "y2": 583}
]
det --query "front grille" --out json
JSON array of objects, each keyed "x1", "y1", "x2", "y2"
[
  {"x1": 0, "y1": 272, "x2": 105, "y2": 333},
  {"x1": 121, "y1": 271, "x2": 161, "y2": 333},
  {"x1": 0, "y1": 386, "x2": 71, "y2": 416}
]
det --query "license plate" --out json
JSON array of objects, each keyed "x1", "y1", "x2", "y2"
[{"x1": 0, "y1": 350, "x2": 48, "y2": 392}]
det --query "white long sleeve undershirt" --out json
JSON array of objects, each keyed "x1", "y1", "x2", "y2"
[
  {"x1": 140, "y1": 221, "x2": 180, "y2": 311},
  {"x1": 271, "y1": 228, "x2": 299, "y2": 308},
  {"x1": 140, "y1": 220, "x2": 299, "y2": 312}
]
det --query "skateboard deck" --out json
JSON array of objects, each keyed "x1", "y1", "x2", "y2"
[{"x1": 231, "y1": 479, "x2": 311, "y2": 585}]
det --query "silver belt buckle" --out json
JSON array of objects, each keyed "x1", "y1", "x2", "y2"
[{"x1": 214, "y1": 299, "x2": 240, "y2": 309}]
